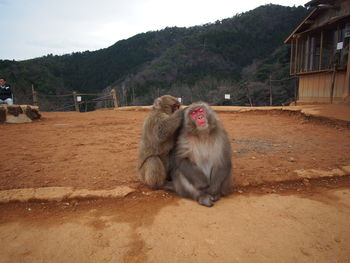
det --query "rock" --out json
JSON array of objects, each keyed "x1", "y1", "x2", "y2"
[
  {"x1": 302, "y1": 178, "x2": 310, "y2": 186},
  {"x1": 288, "y1": 157, "x2": 296, "y2": 162},
  {"x1": 0, "y1": 105, "x2": 41, "y2": 123}
]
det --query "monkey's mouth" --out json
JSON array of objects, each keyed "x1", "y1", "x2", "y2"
[{"x1": 196, "y1": 115, "x2": 207, "y2": 127}]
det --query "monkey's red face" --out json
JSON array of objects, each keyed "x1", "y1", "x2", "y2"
[{"x1": 189, "y1": 106, "x2": 207, "y2": 128}]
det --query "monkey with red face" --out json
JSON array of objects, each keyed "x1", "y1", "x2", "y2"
[{"x1": 165, "y1": 102, "x2": 233, "y2": 207}]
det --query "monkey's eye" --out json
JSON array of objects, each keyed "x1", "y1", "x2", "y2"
[
  {"x1": 197, "y1": 108, "x2": 204, "y2": 114},
  {"x1": 189, "y1": 110, "x2": 197, "y2": 117}
]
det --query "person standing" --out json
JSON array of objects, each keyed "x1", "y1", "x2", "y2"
[{"x1": 0, "y1": 77, "x2": 13, "y2": 105}]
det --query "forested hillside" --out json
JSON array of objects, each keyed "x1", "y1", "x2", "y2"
[{"x1": 0, "y1": 4, "x2": 308, "y2": 110}]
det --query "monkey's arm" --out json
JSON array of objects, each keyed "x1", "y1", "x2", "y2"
[
  {"x1": 157, "y1": 109, "x2": 183, "y2": 141},
  {"x1": 177, "y1": 158, "x2": 209, "y2": 190}
]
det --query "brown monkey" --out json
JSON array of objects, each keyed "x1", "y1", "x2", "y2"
[
  {"x1": 165, "y1": 102, "x2": 233, "y2": 207},
  {"x1": 137, "y1": 95, "x2": 183, "y2": 188}
]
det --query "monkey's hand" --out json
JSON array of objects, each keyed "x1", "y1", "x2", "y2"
[{"x1": 157, "y1": 109, "x2": 184, "y2": 141}]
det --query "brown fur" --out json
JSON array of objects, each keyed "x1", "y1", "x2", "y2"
[
  {"x1": 165, "y1": 102, "x2": 233, "y2": 207},
  {"x1": 137, "y1": 95, "x2": 183, "y2": 188}
]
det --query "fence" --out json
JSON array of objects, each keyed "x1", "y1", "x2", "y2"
[{"x1": 32, "y1": 88, "x2": 119, "y2": 112}]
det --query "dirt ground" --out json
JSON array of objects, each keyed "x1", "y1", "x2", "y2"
[{"x1": 1, "y1": 107, "x2": 350, "y2": 262}]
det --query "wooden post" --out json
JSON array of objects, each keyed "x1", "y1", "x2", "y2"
[
  {"x1": 132, "y1": 86, "x2": 135, "y2": 105},
  {"x1": 111, "y1": 89, "x2": 119, "y2": 108},
  {"x1": 31, "y1": 84, "x2": 38, "y2": 106},
  {"x1": 319, "y1": 31, "x2": 324, "y2": 70},
  {"x1": 300, "y1": 38, "x2": 304, "y2": 71},
  {"x1": 295, "y1": 38, "x2": 298, "y2": 73},
  {"x1": 269, "y1": 75, "x2": 272, "y2": 106},
  {"x1": 290, "y1": 39, "x2": 294, "y2": 75},
  {"x1": 73, "y1": 91, "x2": 79, "y2": 112},
  {"x1": 294, "y1": 76, "x2": 298, "y2": 106},
  {"x1": 330, "y1": 64, "x2": 337, "y2": 104},
  {"x1": 345, "y1": 41, "x2": 350, "y2": 97}
]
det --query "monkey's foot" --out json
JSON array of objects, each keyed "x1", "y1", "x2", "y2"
[
  {"x1": 162, "y1": 181, "x2": 175, "y2": 192},
  {"x1": 198, "y1": 194, "x2": 214, "y2": 207}
]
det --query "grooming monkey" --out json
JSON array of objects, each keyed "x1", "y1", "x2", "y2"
[
  {"x1": 165, "y1": 102, "x2": 233, "y2": 207},
  {"x1": 137, "y1": 95, "x2": 183, "y2": 188}
]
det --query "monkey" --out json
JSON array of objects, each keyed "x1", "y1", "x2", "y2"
[
  {"x1": 137, "y1": 95, "x2": 183, "y2": 189},
  {"x1": 164, "y1": 102, "x2": 233, "y2": 207}
]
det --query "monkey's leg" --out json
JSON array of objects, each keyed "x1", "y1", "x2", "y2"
[
  {"x1": 173, "y1": 173, "x2": 213, "y2": 207},
  {"x1": 220, "y1": 174, "x2": 233, "y2": 196},
  {"x1": 206, "y1": 164, "x2": 232, "y2": 201},
  {"x1": 139, "y1": 156, "x2": 166, "y2": 189}
]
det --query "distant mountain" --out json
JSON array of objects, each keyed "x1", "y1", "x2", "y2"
[{"x1": 0, "y1": 4, "x2": 308, "y2": 110}]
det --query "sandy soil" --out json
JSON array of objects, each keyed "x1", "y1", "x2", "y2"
[
  {"x1": 1, "y1": 109, "x2": 350, "y2": 190},
  {"x1": 0, "y1": 107, "x2": 350, "y2": 262},
  {"x1": 1, "y1": 185, "x2": 350, "y2": 263}
]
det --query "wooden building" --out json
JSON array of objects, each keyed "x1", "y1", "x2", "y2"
[{"x1": 285, "y1": 0, "x2": 350, "y2": 104}]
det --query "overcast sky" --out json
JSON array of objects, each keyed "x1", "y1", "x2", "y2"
[{"x1": 0, "y1": 0, "x2": 307, "y2": 61}]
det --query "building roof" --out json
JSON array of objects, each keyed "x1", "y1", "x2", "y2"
[
  {"x1": 304, "y1": 0, "x2": 335, "y2": 8},
  {"x1": 284, "y1": 0, "x2": 347, "y2": 44},
  {"x1": 284, "y1": 8, "x2": 318, "y2": 44}
]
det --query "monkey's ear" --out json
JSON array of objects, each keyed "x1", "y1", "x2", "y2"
[{"x1": 153, "y1": 97, "x2": 162, "y2": 109}]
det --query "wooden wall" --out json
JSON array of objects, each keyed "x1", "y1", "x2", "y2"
[{"x1": 298, "y1": 71, "x2": 347, "y2": 103}]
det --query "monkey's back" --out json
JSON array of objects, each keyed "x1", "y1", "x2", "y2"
[{"x1": 137, "y1": 110, "x2": 178, "y2": 169}]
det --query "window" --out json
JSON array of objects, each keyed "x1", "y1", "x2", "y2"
[{"x1": 290, "y1": 23, "x2": 348, "y2": 74}]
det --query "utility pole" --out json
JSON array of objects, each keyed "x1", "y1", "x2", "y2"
[
  {"x1": 31, "y1": 84, "x2": 38, "y2": 106},
  {"x1": 244, "y1": 82, "x2": 253, "y2": 107},
  {"x1": 269, "y1": 75, "x2": 273, "y2": 106}
]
